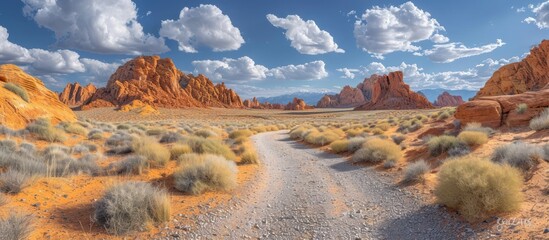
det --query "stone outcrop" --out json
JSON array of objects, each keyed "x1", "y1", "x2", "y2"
[
  {"x1": 58, "y1": 82, "x2": 97, "y2": 107},
  {"x1": 475, "y1": 40, "x2": 549, "y2": 98},
  {"x1": 0, "y1": 64, "x2": 76, "y2": 129},
  {"x1": 316, "y1": 86, "x2": 366, "y2": 108},
  {"x1": 433, "y1": 91, "x2": 465, "y2": 107},
  {"x1": 354, "y1": 71, "x2": 434, "y2": 110},
  {"x1": 119, "y1": 100, "x2": 159, "y2": 115},
  {"x1": 455, "y1": 86, "x2": 549, "y2": 128},
  {"x1": 285, "y1": 98, "x2": 314, "y2": 110},
  {"x1": 243, "y1": 97, "x2": 261, "y2": 108},
  {"x1": 83, "y1": 56, "x2": 243, "y2": 109}
]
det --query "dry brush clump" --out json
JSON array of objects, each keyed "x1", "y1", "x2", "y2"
[
  {"x1": 4, "y1": 82, "x2": 29, "y2": 102},
  {"x1": 63, "y1": 122, "x2": 88, "y2": 136},
  {"x1": 491, "y1": 142, "x2": 542, "y2": 175},
  {"x1": 329, "y1": 140, "x2": 349, "y2": 153},
  {"x1": 516, "y1": 103, "x2": 528, "y2": 114},
  {"x1": 462, "y1": 122, "x2": 495, "y2": 136},
  {"x1": 170, "y1": 144, "x2": 192, "y2": 160},
  {"x1": 182, "y1": 136, "x2": 236, "y2": 161},
  {"x1": 530, "y1": 108, "x2": 549, "y2": 131},
  {"x1": 0, "y1": 212, "x2": 34, "y2": 240},
  {"x1": 427, "y1": 135, "x2": 469, "y2": 157},
  {"x1": 457, "y1": 131, "x2": 488, "y2": 146},
  {"x1": 173, "y1": 154, "x2": 237, "y2": 195},
  {"x1": 303, "y1": 128, "x2": 341, "y2": 146},
  {"x1": 352, "y1": 138, "x2": 402, "y2": 164},
  {"x1": 26, "y1": 118, "x2": 67, "y2": 143},
  {"x1": 403, "y1": 160, "x2": 429, "y2": 183},
  {"x1": 94, "y1": 182, "x2": 170, "y2": 235},
  {"x1": 435, "y1": 156, "x2": 523, "y2": 222},
  {"x1": 132, "y1": 137, "x2": 170, "y2": 167}
]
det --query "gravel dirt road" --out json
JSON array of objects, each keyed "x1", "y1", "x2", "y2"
[{"x1": 166, "y1": 131, "x2": 473, "y2": 239}]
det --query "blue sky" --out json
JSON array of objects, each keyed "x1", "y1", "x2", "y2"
[{"x1": 0, "y1": 0, "x2": 547, "y2": 99}]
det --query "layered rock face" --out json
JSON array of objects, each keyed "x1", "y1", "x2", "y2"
[
  {"x1": 84, "y1": 56, "x2": 243, "y2": 109},
  {"x1": 433, "y1": 92, "x2": 465, "y2": 107},
  {"x1": 455, "y1": 86, "x2": 549, "y2": 128},
  {"x1": 285, "y1": 98, "x2": 314, "y2": 110},
  {"x1": 59, "y1": 82, "x2": 97, "y2": 107},
  {"x1": 316, "y1": 86, "x2": 366, "y2": 108},
  {"x1": 0, "y1": 64, "x2": 76, "y2": 129},
  {"x1": 475, "y1": 40, "x2": 549, "y2": 98},
  {"x1": 355, "y1": 71, "x2": 434, "y2": 110}
]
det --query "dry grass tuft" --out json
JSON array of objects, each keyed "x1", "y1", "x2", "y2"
[
  {"x1": 457, "y1": 131, "x2": 488, "y2": 146},
  {"x1": 174, "y1": 155, "x2": 237, "y2": 195},
  {"x1": 0, "y1": 212, "x2": 34, "y2": 239},
  {"x1": 530, "y1": 108, "x2": 549, "y2": 131},
  {"x1": 435, "y1": 156, "x2": 523, "y2": 222},
  {"x1": 132, "y1": 137, "x2": 170, "y2": 167},
  {"x1": 352, "y1": 138, "x2": 402, "y2": 164},
  {"x1": 427, "y1": 135, "x2": 468, "y2": 157},
  {"x1": 329, "y1": 140, "x2": 349, "y2": 153},
  {"x1": 4, "y1": 82, "x2": 29, "y2": 102}
]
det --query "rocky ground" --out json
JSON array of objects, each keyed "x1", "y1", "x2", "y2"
[{"x1": 157, "y1": 131, "x2": 475, "y2": 239}]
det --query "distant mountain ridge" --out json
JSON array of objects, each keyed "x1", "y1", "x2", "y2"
[
  {"x1": 256, "y1": 92, "x2": 336, "y2": 105},
  {"x1": 416, "y1": 89, "x2": 477, "y2": 102}
]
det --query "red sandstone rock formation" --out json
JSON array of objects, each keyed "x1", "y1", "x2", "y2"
[
  {"x1": 285, "y1": 98, "x2": 314, "y2": 110},
  {"x1": 475, "y1": 40, "x2": 549, "y2": 98},
  {"x1": 83, "y1": 56, "x2": 243, "y2": 109},
  {"x1": 243, "y1": 97, "x2": 261, "y2": 108},
  {"x1": 316, "y1": 86, "x2": 366, "y2": 108},
  {"x1": 433, "y1": 91, "x2": 465, "y2": 107},
  {"x1": 354, "y1": 71, "x2": 434, "y2": 110},
  {"x1": 59, "y1": 82, "x2": 97, "y2": 107},
  {"x1": 455, "y1": 86, "x2": 549, "y2": 128},
  {"x1": 0, "y1": 64, "x2": 76, "y2": 129}
]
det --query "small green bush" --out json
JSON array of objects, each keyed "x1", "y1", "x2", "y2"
[
  {"x1": 435, "y1": 156, "x2": 523, "y2": 222},
  {"x1": 516, "y1": 103, "x2": 528, "y2": 114},
  {"x1": 4, "y1": 83, "x2": 29, "y2": 102}
]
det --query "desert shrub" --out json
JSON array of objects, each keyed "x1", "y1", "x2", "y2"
[
  {"x1": 542, "y1": 144, "x2": 549, "y2": 162},
  {"x1": 182, "y1": 136, "x2": 236, "y2": 161},
  {"x1": 174, "y1": 155, "x2": 237, "y2": 195},
  {"x1": 170, "y1": 144, "x2": 192, "y2": 160},
  {"x1": 463, "y1": 122, "x2": 495, "y2": 136},
  {"x1": 116, "y1": 124, "x2": 130, "y2": 130},
  {"x1": 240, "y1": 151, "x2": 259, "y2": 165},
  {"x1": 0, "y1": 170, "x2": 32, "y2": 194},
  {"x1": 304, "y1": 130, "x2": 339, "y2": 146},
  {"x1": 43, "y1": 149, "x2": 100, "y2": 177},
  {"x1": 530, "y1": 108, "x2": 549, "y2": 131},
  {"x1": 87, "y1": 129, "x2": 103, "y2": 140},
  {"x1": 105, "y1": 132, "x2": 134, "y2": 155},
  {"x1": 352, "y1": 138, "x2": 402, "y2": 163},
  {"x1": 0, "y1": 193, "x2": 6, "y2": 206},
  {"x1": 435, "y1": 156, "x2": 523, "y2": 222},
  {"x1": 250, "y1": 125, "x2": 267, "y2": 133},
  {"x1": 4, "y1": 82, "x2": 29, "y2": 102},
  {"x1": 403, "y1": 160, "x2": 429, "y2": 183},
  {"x1": 19, "y1": 142, "x2": 35, "y2": 153},
  {"x1": 437, "y1": 111, "x2": 450, "y2": 121},
  {"x1": 347, "y1": 137, "x2": 366, "y2": 153},
  {"x1": 516, "y1": 103, "x2": 528, "y2": 114},
  {"x1": 64, "y1": 123, "x2": 88, "y2": 136},
  {"x1": 289, "y1": 126, "x2": 309, "y2": 140},
  {"x1": 370, "y1": 128, "x2": 384, "y2": 135},
  {"x1": 0, "y1": 212, "x2": 34, "y2": 239},
  {"x1": 177, "y1": 153, "x2": 202, "y2": 165},
  {"x1": 491, "y1": 142, "x2": 542, "y2": 174},
  {"x1": 345, "y1": 128, "x2": 364, "y2": 137},
  {"x1": 377, "y1": 122, "x2": 391, "y2": 131},
  {"x1": 383, "y1": 159, "x2": 397, "y2": 169},
  {"x1": 194, "y1": 129, "x2": 218, "y2": 138},
  {"x1": 329, "y1": 140, "x2": 349, "y2": 153},
  {"x1": 0, "y1": 140, "x2": 16, "y2": 151},
  {"x1": 108, "y1": 155, "x2": 148, "y2": 175},
  {"x1": 145, "y1": 128, "x2": 164, "y2": 136},
  {"x1": 391, "y1": 135, "x2": 406, "y2": 145},
  {"x1": 457, "y1": 131, "x2": 488, "y2": 146},
  {"x1": 132, "y1": 137, "x2": 170, "y2": 167},
  {"x1": 427, "y1": 135, "x2": 468, "y2": 157},
  {"x1": 26, "y1": 118, "x2": 67, "y2": 143},
  {"x1": 94, "y1": 182, "x2": 170, "y2": 235},
  {"x1": 229, "y1": 129, "x2": 253, "y2": 139},
  {"x1": 159, "y1": 132, "x2": 184, "y2": 143}
]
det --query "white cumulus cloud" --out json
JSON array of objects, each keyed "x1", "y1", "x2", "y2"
[
  {"x1": 353, "y1": 1, "x2": 444, "y2": 58},
  {"x1": 192, "y1": 56, "x2": 328, "y2": 82},
  {"x1": 336, "y1": 68, "x2": 360, "y2": 79},
  {"x1": 523, "y1": 1, "x2": 549, "y2": 28},
  {"x1": 266, "y1": 14, "x2": 344, "y2": 55},
  {"x1": 430, "y1": 34, "x2": 449, "y2": 44},
  {"x1": 22, "y1": 0, "x2": 168, "y2": 55},
  {"x1": 421, "y1": 39, "x2": 505, "y2": 63},
  {"x1": 160, "y1": 4, "x2": 245, "y2": 53}
]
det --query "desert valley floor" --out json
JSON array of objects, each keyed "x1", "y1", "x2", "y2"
[{"x1": 0, "y1": 107, "x2": 546, "y2": 239}]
